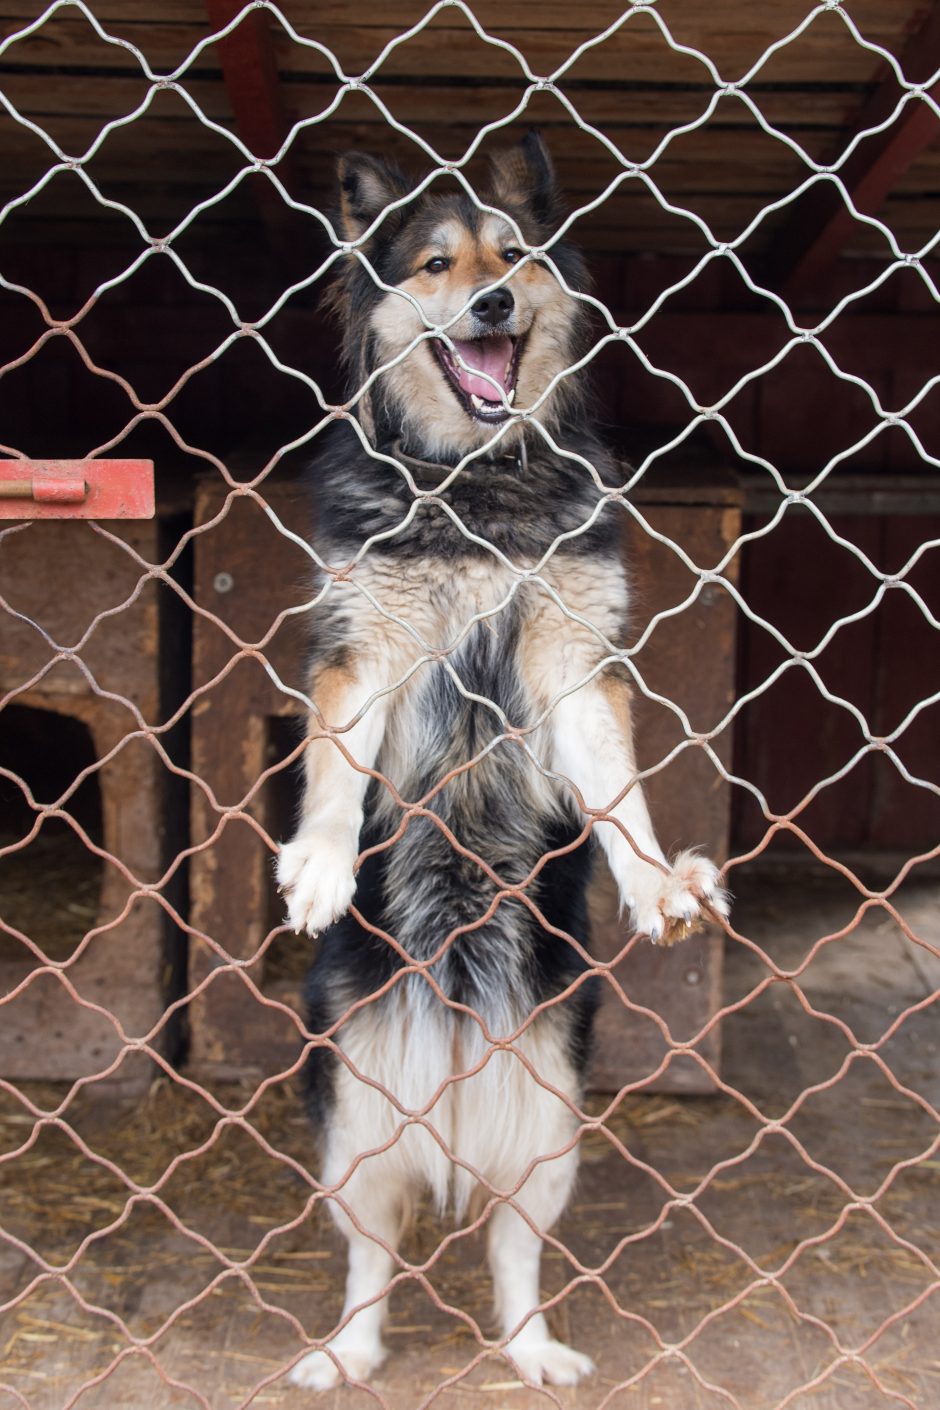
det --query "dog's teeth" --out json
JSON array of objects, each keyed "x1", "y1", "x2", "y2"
[
  {"x1": 470, "y1": 394, "x2": 484, "y2": 409},
  {"x1": 507, "y1": 389, "x2": 515, "y2": 404}
]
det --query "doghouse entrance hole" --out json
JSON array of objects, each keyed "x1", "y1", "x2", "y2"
[{"x1": 0, "y1": 704, "x2": 104, "y2": 963}]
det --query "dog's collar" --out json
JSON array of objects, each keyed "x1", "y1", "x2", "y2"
[{"x1": 385, "y1": 437, "x2": 525, "y2": 479}]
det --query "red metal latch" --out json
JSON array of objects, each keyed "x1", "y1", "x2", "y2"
[{"x1": 0, "y1": 459, "x2": 155, "y2": 520}]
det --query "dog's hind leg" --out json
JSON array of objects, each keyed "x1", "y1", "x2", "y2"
[
  {"x1": 472, "y1": 1032, "x2": 593, "y2": 1388},
  {"x1": 290, "y1": 1147, "x2": 407, "y2": 1391},
  {"x1": 486, "y1": 1150, "x2": 594, "y2": 1387}
]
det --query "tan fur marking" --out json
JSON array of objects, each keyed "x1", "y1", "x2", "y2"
[
  {"x1": 517, "y1": 555, "x2": 629, "y2": 712},
  {"x1": 301, "y1": 660, "x2": 358, "y2": 800},
  {"x1": 598, "y1": 668, "x2": 636, "y2": 742},
  {"x1": 414, "y1": 221, "x2": 511, "y2": 287},
  {"x1": 367, "y1": 216, "x2": 579, "y2": 457},
  {"x1": 306, "y1": 659, "x2": 356, "y2": 729}
]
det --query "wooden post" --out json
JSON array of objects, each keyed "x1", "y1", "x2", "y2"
[{"x1": 187, "y1": 470, "x2": 740, "y2": 1092}]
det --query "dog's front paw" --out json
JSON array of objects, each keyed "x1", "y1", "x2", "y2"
[
  {"x1": 289, "y1": 1342, "x2": 385, "y2": 1391},
  {"x1": 629, "y1": 849, "x2": 730, "y2": 947},
  {"x1": 276, "y1": 831, "x2": 358, "y2": 936},
  {"x1": 506, "y1": 1338, "x2": 594, "y2": 1387}
]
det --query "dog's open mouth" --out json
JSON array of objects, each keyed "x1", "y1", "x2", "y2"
[{"x1": 432, "y1": 335, "x2": 523, "y2": 424}]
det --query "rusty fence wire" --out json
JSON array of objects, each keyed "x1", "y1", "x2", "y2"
[{"x1": 1, "y1": 2, "x2": 939, "y2": 1408}]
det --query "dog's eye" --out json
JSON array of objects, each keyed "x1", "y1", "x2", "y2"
[
  {"x1": 502, "y1": 247, "x2": 523, "y2": 264},
  {"x1": 424, "y1": 256, "x2": 450, "y2": 274}
]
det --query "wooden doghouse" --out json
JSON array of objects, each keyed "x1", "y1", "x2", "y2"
[
  {"x1": 0, "y1": 518, "x2": 185, "y2": 1091},
  {"x1": 187, "y1": 467, "x2": 741, "y2": 1092}
]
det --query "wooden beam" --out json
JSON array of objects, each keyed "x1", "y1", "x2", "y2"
[
  {"x1": 772, "y1": 0, "x2": 940, "y2": 301},
  {"x1": 203, "y1": 0, "x2": 302, "y2": 256},
  {"x1": 205, "y1": 0, "x2": 289, "y2": 160}
]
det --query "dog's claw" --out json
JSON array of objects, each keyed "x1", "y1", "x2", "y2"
[{"x1": 649, "y1": 921, "x2": 662, "y2": 945}]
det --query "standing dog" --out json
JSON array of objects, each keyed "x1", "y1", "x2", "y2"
[{"x1": 278, "y1": 134, "x2": 729, "y2": 1390}]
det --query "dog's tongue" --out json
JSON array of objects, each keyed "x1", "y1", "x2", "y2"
[{"x1": 450, "y1": 336, "x2": 513, "y2": 400}]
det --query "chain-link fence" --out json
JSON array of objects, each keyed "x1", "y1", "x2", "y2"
[{"x1": 1, "y1": 2, "x2": 939, "y2": 1407}]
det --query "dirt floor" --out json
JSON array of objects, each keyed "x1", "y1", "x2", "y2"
[{"x1": 1, "y1": 862, "x2": 938, "y2": 1410}]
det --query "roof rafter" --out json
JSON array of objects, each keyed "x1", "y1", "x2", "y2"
[
  {"x1": 771, "y1": 0, "x2": 940, "y2": 300},
  {"x1": 204, "y1": 0, "x2": 302, "y2": 256}
]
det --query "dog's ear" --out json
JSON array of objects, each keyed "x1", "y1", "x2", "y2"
[
  {"x1": 337, "y1": 153, "x2": 408, "y2": 240},
  {"x1": 487, "y1": 131, "x2": 560, "y2": 230}
]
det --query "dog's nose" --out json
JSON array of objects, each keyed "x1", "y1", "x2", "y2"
[{"x1": 471, "y1": 286, "x2": 514, "y2": 325}]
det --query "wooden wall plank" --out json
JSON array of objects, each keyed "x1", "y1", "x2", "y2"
[
  {"x1": 0, "y1": 10, "x2": 923, "y2": 85},
  {"x1": 733, "y1": 510, "x2": 882, "y2": 853},
  {"x1": 733, "y1": 507, "x2": 940, "y2": 855},
  {"x1": 0, "y1": 118, "x2": 833, "y2": 182},
  {"x1": 0, "y1": 72, "x2": 870, "y2": 133},
  {"x1": 867, "y1": 514, "x2": 940, "y2": 850},
  {"x1": 0, "y1": 0, "x2": 921, "y2": 39},
  {"x1": 0, "y1": 196, "x2": 924, "y2": 258}
]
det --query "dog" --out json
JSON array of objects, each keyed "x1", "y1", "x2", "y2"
[{"x1": 277, "y1": 133, "x2": 729, "y2": 1391}]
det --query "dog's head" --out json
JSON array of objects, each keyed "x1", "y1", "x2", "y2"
[{"x1": 330, "y1": 134, "x2": 590, "y2": 460}]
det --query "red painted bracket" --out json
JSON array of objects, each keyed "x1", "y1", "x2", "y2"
[{"x1": 0, "y1": 460, "x2": 155, "y2": 520}]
